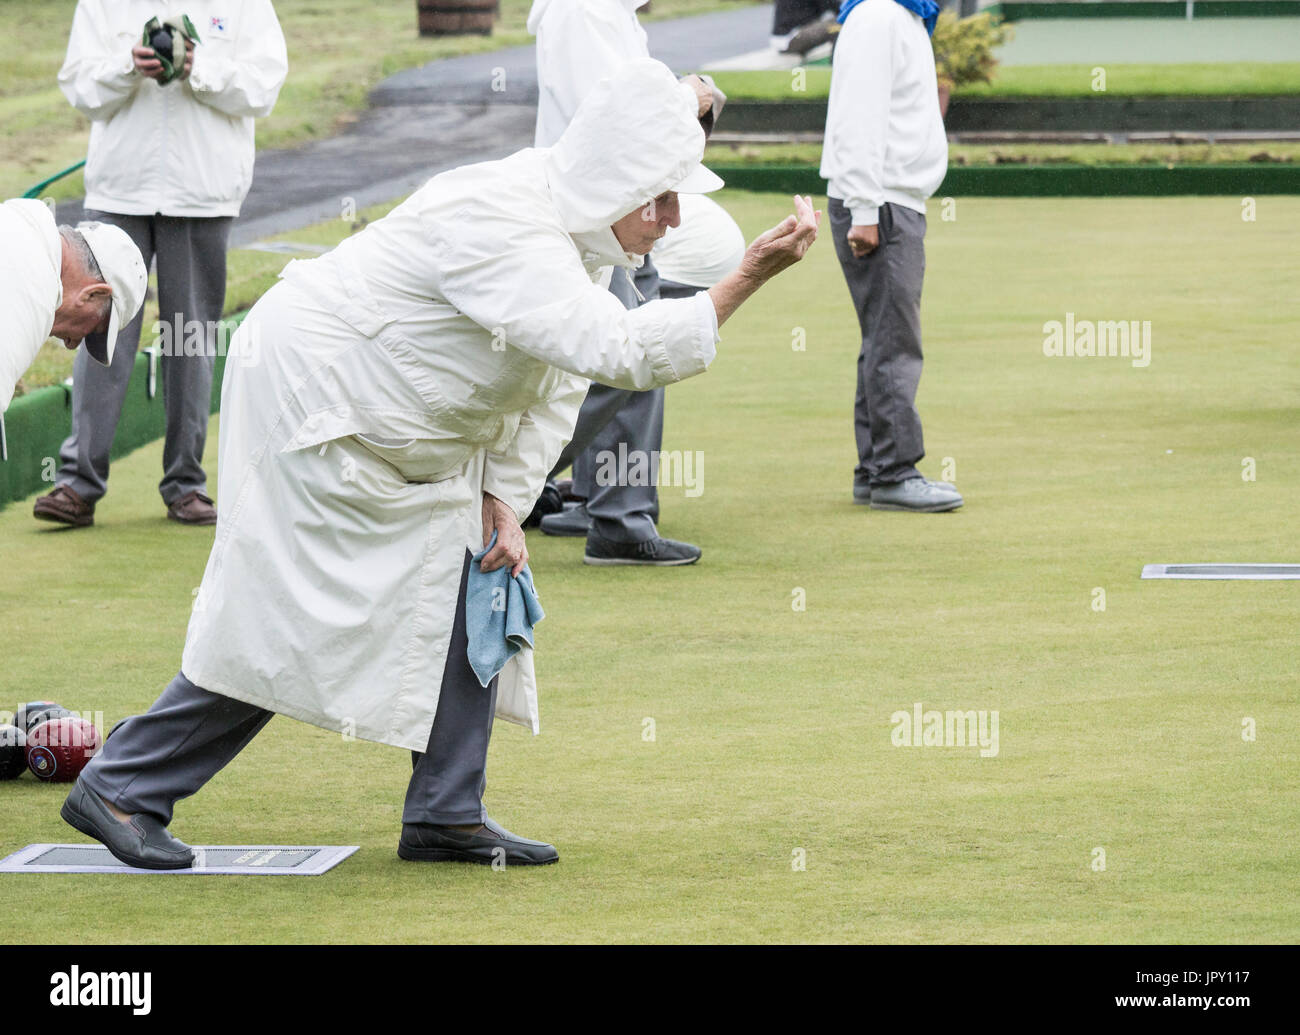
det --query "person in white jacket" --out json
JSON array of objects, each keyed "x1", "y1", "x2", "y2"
[
  {"x1": 0, "y1": 199, "x2": 147, "y2": 414},
  {"x1": 820, "y1": 0, "x2": 963, "y2": 513},
  {"x1": 529, "y1": 0, "x2": 727, "y2": 565},
  {"x1": 60, "y1": 60, "x2": 821, "y2": 871},
  {"x1": 35, "y1": 1, "x2": 287, "y2": 529}
]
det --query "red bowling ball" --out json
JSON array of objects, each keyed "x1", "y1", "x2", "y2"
[{"x1": 25, "y1": 717, "x2": 100, "y2": 783}]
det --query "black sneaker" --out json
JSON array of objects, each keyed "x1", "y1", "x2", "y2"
[
  {"x1": 584, "y1": 533, "x2": 701, "y2": 567},
  {"x1": 539, "y1": 502, "x2": 591, "y2": 537}
]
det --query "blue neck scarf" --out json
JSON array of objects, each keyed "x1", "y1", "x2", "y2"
[{"x1": 838, "y1": 0, "x2": 939, "y2": 36}]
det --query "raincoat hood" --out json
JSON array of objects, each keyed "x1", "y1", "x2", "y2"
[{"x1": 542, "y1": 57, "x2": 718, "y2": 235}]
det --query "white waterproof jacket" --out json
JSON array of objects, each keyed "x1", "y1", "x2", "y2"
[
  {"x1": 0, "y1": 201, "x2": 63, "y2": 413},
  {"x1": 59, "y1": 0, "x2": 288, "y2": 217},
  {"x1": 181, "y1": 61, "x2": 720, "y2": 751}
]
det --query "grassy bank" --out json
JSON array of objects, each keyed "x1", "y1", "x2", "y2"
[{"x1": 710, "y1": 62, "x2": 1300, "y2": 101}]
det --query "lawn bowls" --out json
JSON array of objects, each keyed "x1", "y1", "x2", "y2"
[
  {"x1": 25, "y1": 717, "x2": 100, "y2": 783},
  {"x1": 14, "y1": 701, "x2": 61, "y2": 734},
  {"x1": 0, "y1": 725, "x2": 26, "y2": 780}
]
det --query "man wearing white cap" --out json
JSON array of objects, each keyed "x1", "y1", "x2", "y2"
[
  {"x1": 0, "y1": 198, "x2": 147, "y2": 415},
  {"x1": 61, "y1": 60, "x2": 819, "y2": 871}
]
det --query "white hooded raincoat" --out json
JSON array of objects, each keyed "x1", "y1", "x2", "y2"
[{"x1": 182, "y1": 61, "x2": 720, "y2": 751}]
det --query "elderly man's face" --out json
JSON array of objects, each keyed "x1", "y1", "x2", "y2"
[
  {"x1": 50, "y1": 283, "x2": 112, "y2": 349},
  {"x1": 611, "y1": 190, "x2": 681, "y2": 255}
]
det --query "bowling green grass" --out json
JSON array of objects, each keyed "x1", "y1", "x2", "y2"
[{"x1": 1, "y1": 193, "x2": 1298, "y2": 944}]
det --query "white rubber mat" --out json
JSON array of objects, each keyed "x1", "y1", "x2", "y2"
[
  {"x1": 1141, "y1": 564, "x2": 1300, "y2": 580},
  {"x1": 0, "y1": 843, "x2": 358, "y2": 875}
]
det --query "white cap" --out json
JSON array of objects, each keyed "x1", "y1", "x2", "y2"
[
  {"x1": 674, "y1": 164, "x2": 725, "y2": 194},
  {"x1": 76, "y1": 222, "x2": 147, "y2": 367}
]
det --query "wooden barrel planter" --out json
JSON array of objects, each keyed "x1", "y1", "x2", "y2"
[{"x1": 417, "y1": 0, "x2": 498, "y2": 37}]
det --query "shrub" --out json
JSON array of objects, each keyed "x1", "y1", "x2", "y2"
[{"x1": 932, "y1": 11, "x2": 1013, "y2": 89}]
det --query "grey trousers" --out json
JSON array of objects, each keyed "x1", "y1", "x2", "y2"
[
  {"x1": 57, "y1": 211, "x2": 231, "y2": 506},
  {"x1": 550, "y1": 261, "x2": 665, "y2": 544},
  {"x1": 829, "y1": 198, "x2": 928, "y2": 488},
  {"x1": 80, "y1": 551, "x2": 499, "y2": 828}
]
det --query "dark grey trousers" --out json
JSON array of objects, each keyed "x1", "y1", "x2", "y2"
[
  {"x1": 550, "y1": 261, "x2": 665, "y2": 544},
  {"x1": 57, "y1": 211, "x2": 231, "y2": 506},
  {"x1": 829, "y1": 198, "x2": 928, "y2": 488},
  {"x1": 80, "y1": 552, "x2": 499, "y2": 828}
]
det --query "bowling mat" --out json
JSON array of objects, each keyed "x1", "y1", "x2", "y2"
[
  {"x1": 0, "y1": 844, "x2": 358, "y2": 875},
  {"x1": 1141, "y1": 563, "x2": 1300, "y2": 580}
]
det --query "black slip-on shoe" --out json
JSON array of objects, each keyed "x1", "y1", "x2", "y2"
[
  {"x1": 60, "y1": 780, "x2": 194, "y2": 870},
  {"x1": 398, "y1": 817, "x2": 558, "y2": 866},
  {"x1": 583, "y1": 533, "x2": 701, "y2": 567}
]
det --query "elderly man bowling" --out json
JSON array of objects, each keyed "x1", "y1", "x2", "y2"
[
  {"x1": 61, "y1": 59, "x2": 820, "y2": 870},
  {"x1": 1, "y1": 199, "x2": 146, "y2": 415}
]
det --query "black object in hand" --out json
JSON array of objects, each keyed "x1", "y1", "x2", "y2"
[{"x1": 148, "y1": 24, "x2": 174, "y2": 65}]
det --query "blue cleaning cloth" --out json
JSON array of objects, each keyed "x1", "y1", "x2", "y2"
[
  {"x1": 839, "y1": 0, "x2": 939, "y2": 35},
  {"x1": 466, "y1": 530, "x2": 545, "y2": 687}
]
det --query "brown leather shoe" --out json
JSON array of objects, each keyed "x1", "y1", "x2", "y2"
[
  {"x1": 167, "y1": 490, "x2": 217, "y2": 526},
  {"x1": 33, "y1": 485, "x2": 95, "y2": 527}
]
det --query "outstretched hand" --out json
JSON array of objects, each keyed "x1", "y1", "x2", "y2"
[
  {"x1": 738, "y1": 194, "x2": 821, "y2": 283},
  {"x1": 706, "y1": 196, "x2": 822, "y2": 329}
]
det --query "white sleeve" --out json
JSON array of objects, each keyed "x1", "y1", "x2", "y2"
[
  {"x1": 187, "y1": 0, "x2": 288, "y2": 119},
  {"x1": 820, "y1": 7, "x2": 896, "y2": 227},
  {"x1": 57, "y1": 1, "x2": 141, "y2": 121},
  {"x1": 429, "y1": 211, "x2": 718, "y2": 393},
  {"x1": 481, "y1": 371, "x2": 590, "y2": 523},
  {"x1": 0, "y1": 301, "x2": 51, "y2": 415},
  {"x1": 535, "y1": 3, "x2": 646, "y2": 139}
]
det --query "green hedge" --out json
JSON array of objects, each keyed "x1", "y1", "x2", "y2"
[
  {"x1": 721, "y1": 96, "x2": 1300, "y2": 133},
  {"x1": 712, "y1": 162, "x2": 1300, "y2": 196},
  {"x1": 0, "y1": 314, "x2": 245, "y2": 512},
  {"x1": 988, "y1": 1, "x2": 1300, "y2": 19}
]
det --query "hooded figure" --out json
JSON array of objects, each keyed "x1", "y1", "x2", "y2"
[
  {"x1": 64, "y1": 58, "x2": 821, "y2": 870},
  {"x1": 175, "y1": 57, "x2": 724, "y2": 753}
]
